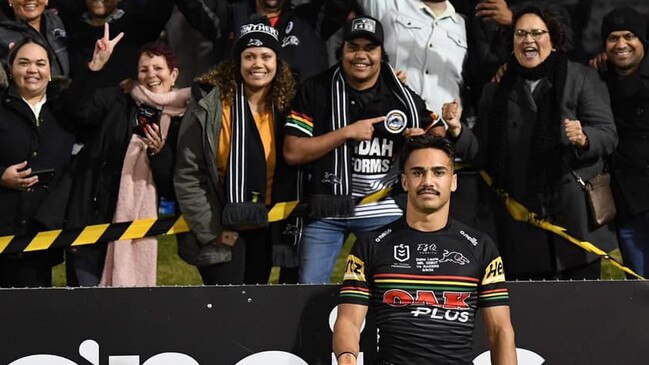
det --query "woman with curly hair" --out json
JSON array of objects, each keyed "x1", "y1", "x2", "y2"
[{"x1": 174, "y1": 20, "x2": 299, "y2": 285}]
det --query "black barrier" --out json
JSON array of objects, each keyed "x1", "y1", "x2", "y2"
[{"x1": 1, "y1": 281, "x2": 648, "y2": 365}]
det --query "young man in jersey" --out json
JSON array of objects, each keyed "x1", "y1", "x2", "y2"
[
  {"x1": 333, "y1": 135, "x2": 517, "y2": 364},
  {"x1": 284, "y1": 15, "x2": 449, "y2": 284}
]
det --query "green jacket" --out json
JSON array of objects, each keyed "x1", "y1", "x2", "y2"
[{"x1": 174, "y1": 84, "x2": 231, "y2": 267}]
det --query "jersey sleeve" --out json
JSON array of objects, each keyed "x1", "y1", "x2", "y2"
[
  {"x1": 339, "y1": 233, "x2": 374, "y2": 306},
  {"x1": 477, "y1": 235, "x2": 510, "y2": 308},
  {"x1": 285, "y1": 82, "x2": 316, "y2": 137}
]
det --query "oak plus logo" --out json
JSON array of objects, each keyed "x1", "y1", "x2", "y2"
[{"x1": 8, "y1": 340, "x2": 199, "y2": 365}]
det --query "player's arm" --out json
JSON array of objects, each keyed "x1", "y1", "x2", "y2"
[
  {"x1": 332, "y1": 303, "x2": 368, "y2": 365},
  {"x1": 482, "y1": 305, "x2": 517, "y2": 365},
  {"x1": 284, "y1": 116, "x2": 385, "y2": 165}
]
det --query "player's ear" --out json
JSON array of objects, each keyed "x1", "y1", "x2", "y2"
[
  {"x1": 401, "y1": 173, "x2": 408, "y2": 191},
  {"x1": 451, "y1": 172, "x2": 457, "y2": 193}
]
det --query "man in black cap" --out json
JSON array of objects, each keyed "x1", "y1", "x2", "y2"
[
  {"x1": 283, "y1": 16, "x2": 452, "y2": 284},
  {"x1": 600, "y1": 7, "x2": 649, "y2": 278}
]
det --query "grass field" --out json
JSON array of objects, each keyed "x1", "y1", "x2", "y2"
[{"x1": 51, "y1": 233, "x2": 626, "y2": 286}]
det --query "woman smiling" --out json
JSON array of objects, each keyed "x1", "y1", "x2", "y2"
[
  {"x1": 61, "y1": 24, "x2": 190, "y2": 287},
  {"x1": 454, "y1": 4, "x2": 618, "y2": 280},
  {"x1": 174, "y1": 20, "x2": 299, "y2": 285},
  {"x1": 0, "y1": 37, "x2": 75, "y2": 287}
]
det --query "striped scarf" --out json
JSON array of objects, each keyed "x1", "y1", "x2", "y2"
[
  {"x1": 310, "y1": 62, "x2": 421, "y2": 218},
  {"x1": 221, "y1": 83, "x2": 269, "y2": 226}
]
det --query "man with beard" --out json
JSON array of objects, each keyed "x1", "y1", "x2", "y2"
[
  {"x1": 284, "y1": 16, "x2": 450, "y2": 284},
  {"x1": 599, "y1": 7, "x2": 649, "y2": 278},
  {"x1": 332, "y1": 135, "x2": 516, "y2": 365}
]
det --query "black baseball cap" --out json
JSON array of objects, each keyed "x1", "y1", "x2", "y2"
[{"x1": 342, "y1": 16, "x2": 384, "y2": 46}]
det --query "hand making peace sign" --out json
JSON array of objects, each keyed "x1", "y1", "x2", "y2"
[{"x1": 88, "y1": 23, "x2": 125, "y2": 71}]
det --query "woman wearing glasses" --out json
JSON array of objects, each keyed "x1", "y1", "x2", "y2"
[{"x1": 451, "y1": 4, "x2": 618, "y2": 280}]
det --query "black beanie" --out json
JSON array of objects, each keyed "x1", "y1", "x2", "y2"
[
  {"x1": 601, "y1": 7, "x2": 648, "y2": 46},
  {"x1": 233, "y1": 22, "x2": 282, "y2": 60}
]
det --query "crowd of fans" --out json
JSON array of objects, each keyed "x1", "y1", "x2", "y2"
[{"x1": 0, "y1": 0, "x2": 647, "y2": 288}]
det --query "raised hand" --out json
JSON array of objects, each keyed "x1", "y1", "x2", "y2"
[
  {"x1": 442, "y1": 99, "x2": 463, "y2": 137},
  {"x1": 88, "y1": 23, "x2": 125, "y2": 71},
  {"x1": 564, "y1": 119, "x2": 589, "y2": 148}
]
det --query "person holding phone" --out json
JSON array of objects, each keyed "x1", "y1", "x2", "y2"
[
  {"x1": 0, "y1": 36, "x2": 75, "y2": 288},
  {"x1": 61, "y1": 24, "x2": 190, "y2": 287}
]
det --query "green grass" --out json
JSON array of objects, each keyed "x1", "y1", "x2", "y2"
[{"x1": 52, "y1": 235, "x2": 627, "y2": 286}]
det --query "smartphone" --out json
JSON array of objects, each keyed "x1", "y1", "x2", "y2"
[
  {"x1": 30, "y1": 168, "x2": 55, "y2": 186},
  {"x1": 133, "y1": 104, "x2": 162, "y2": 137}
]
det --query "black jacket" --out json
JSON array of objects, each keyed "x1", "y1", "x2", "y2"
[
  {"x1": 181, "y1": 0, "x2": 328, "y2": 83},
  {"x1": 0, "y1": 85, "x2": 75, "y2": 238},
  {"x1": 52, "y1": 0, "x2": 175, "y2": 86},
  {"x1": 605, "y1": 55, "x2": 649, "y2": 220},
  {"x1": 0, "y1": 9, "x2": 69, "y2": 76},
  {"x1": 61, "y1": 70, "x2": 179, "y2": 228}
]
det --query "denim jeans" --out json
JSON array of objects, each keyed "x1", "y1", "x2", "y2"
[
  {"x1": 617, "y1": 211, "x2": 649, "y2": 278},
  {"x1": 298, "y1": 215, "x2": 401, "y2": 284}
]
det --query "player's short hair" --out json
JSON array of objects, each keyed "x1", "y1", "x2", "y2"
[{"x1": 400, "y1": 135, "x2": 457, "y2": 173}]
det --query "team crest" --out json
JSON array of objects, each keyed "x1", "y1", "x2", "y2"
[
  {"x1": 247, "y1": 38, "x2": 263, "y2": 47},
  {"x1": 384, "y1": 110, "x2": 407, "y2": 134},
  {"x1": 352, "y1": 18, "x2": 376, "y2": 33},
  {"x1": 394, "y1": 244, "x2": 410, "y2": 262}
]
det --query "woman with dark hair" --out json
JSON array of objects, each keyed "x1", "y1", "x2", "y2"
[
  {"x1": 452, "y1": 4, "x2": 618, "y2": 280},
  {"x1": 174, "y1": 21, "x2": 299, "y2": 285},
  {"x1": 62, "y1": 25, "x2": 190, "y2": 287},
  {"x1": 0, "y1": 36, "x2": 75, "y2": 287}
]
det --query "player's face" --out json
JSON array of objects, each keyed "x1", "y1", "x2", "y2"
[
  {"x1": 401, "y1": 148, "x2": 457, "y2": 214},
  {"x1": 342, "y1": 38, "x2": 382, "y2": 89}
]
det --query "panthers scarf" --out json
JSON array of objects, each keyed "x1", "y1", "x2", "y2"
[
  {"x1": 221, "y1": 83, "x2": 269, "y2": 226},
  {"x1": 309, "y1": 62, "x2": 422, "y2": 218}
]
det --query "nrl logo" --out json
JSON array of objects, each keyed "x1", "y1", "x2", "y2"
[{"x1": 394, "y1": 244, "x2": 410, "y2": 262}]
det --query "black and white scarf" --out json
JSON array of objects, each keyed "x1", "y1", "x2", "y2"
[
  {"x1": 309, "y1": 62, "x2": 421, "y2": 218},
  {"x1": 222, "y1": 83, "x2": 270, "y2": 226}
]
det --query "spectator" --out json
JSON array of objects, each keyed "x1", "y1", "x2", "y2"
[
  {"x1": 600, "y1": 7, "x2": 649, "y2": 278},
  {"x1": 53, "y1": 0, "x2": 175, "y2": 87},
  {"x1": 333, "y1": 135, "x2": 516, "y2": 365},
  {"x1": 174, "y1": 21, "x2": 299, "y2": 285},
  {"x1": 283, "y1": 16, "x2": 449, "y2": 284},
  {"x1": 452, "y1": 4, "x2": 618, "y2": 280},
  {"x1": 0, "y1": 37, "x2": 75, "y2": 287},
  {"x1": 62, "y1": 26, "x2": 190, "y2": 287},
  {"x1": 179, "y1": 0, "x2": 329, "y2": 83},
  {"x1": 0, "y1": 0, "x2": 69, "y2": 76},
  {"x1": 357, "y1": 0, "x2": 468, "y2": 113}
]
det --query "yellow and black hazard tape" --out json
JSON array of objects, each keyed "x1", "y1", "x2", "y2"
[
  {"x1": 0, "y1": 215, "x2": 191, "y2": 256},
  {"x1": 479, "y1": 170, "x2": 645, "y2": 280},
  {"x1": 0, "y1": 187, "x2": 394, "y2": 255}
]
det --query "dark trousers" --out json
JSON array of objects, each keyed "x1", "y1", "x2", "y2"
[
  {"x1": 65, "y1": 243, "x2": 108, "y2": 287},
  {"x1": 198, "y1": 227, "x2": 272, "y2": 285}
]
